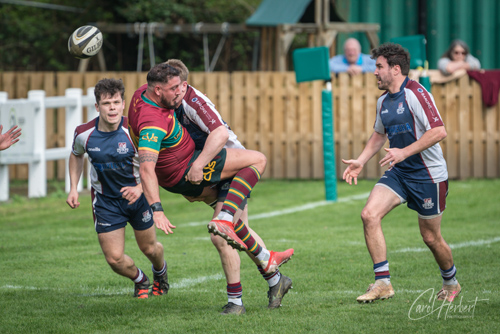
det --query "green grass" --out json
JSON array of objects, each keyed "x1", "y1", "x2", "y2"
[{"x1": 0, "y1": 179, "x2": 499, "y2": 333}]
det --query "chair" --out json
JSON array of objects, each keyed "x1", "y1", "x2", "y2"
[{"x1": 390, "y1": 35, "x2": 427, "y2": 69}]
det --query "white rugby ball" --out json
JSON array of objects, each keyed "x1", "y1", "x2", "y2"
[{"x1": 68, "y1": 26, "x2": 103, "y2": 59}]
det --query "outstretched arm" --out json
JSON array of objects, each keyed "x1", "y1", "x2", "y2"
[
  {"x1": 139, "y1": 150, "x2": 176, "y2": 235},
  {"x1": 342, "y1": 131, "x2": 387, "y2": 185},
  {"x1": 0, "y1": 125, "x2": 22, "y2": 151}
]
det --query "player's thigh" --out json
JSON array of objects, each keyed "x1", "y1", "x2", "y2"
[
  {"x1": 221, "y1": 148, "x2": 266, "y2": 179},
  {"x1": 98, "y1": 228, "x2": 126, "y2": 260},
  {"x1": 133, "y1": 224, "x2": 158, "y2": 251},
  {"x1": 363, "y1": 184, "x2": 401, "y2": 219}
]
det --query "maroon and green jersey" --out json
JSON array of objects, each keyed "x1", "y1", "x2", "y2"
[{"x1": 128, "y1": 84, "x2": 195, "y2": 188}]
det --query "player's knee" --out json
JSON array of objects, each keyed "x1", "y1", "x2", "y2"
[
  {"x1": 253, "y1": 152, "x2": 267, "y2": 174},
  {"x1": 105, "y1": 254, "x2": 124, "y2": 270},
  {"x1": 422, "y1": 234, "x2": 440, "y2": 249},
  {"x1": 360, "y1": 207, "x2": 377, "y2": 226},
  {"x1": 139, "y1": 241, "x2": 158, "y2": 258}
]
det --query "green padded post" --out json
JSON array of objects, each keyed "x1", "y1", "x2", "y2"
[{"x1": 322, "y1": 84, "x2": 337, "y2": 201}]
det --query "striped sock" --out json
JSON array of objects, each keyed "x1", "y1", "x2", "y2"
[
  {"x1": 234, "y1": 219, "x2": 262, "y2": 256},
  {"x1": 440, "y1": 264, "x2": 458, "y2": 285},
  {"x1": 258, "y1": 267, "x2": 281, "y2": 288},
  {"x1": 227, "y1": 282, "x2": 243, "y2": 305},
  {"x1": 152, "y1": 261, "x2": 166, "y2": 276},
  {"x1": 133, "y1": 268, "x2": 147, "y2": 283},
  {"x1": 221, "y1": 166, "x2": 260, "y2": 217},
  {"x1": 374, "y1": 260, "x2": 390, "y2": 282}
]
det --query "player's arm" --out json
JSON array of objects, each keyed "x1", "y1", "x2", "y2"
[
  {"x1": 187, "y1": 125, "x2": 229, "y2": 184},
  {"x1": 380, "y1": 126, "x2": 447, "y2": 167},
  {"x1": 66, "y1": 152, "x2": 84, "y2": 208},
  {"x1": 342, "y1": 131, "x2": 387, "y2": 185}
]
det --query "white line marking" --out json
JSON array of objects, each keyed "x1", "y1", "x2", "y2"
[
  {"x1": 393, "y1": 236, "x2": 500, "y2": 253},
  {"x1": 183, "y1": 192, "x2": 370, "y2": 227}
]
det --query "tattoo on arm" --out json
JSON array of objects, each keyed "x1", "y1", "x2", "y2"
[{"x1": 139, "y1": 152, "x2": 158, "y2": 163}]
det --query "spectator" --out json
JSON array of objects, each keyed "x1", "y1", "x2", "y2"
[
  {"x1": 438, "y1": 39, "x2": 481, "y2": 75},
  {"x1": 329, "y1": 38, "x2": 376, "y2": 75}
]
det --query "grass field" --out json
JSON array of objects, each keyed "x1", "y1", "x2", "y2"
[{"x1": 0, "y1": 179, "x2": 499, "y2": 333}]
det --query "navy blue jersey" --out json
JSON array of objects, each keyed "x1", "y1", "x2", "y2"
[
  {"x1": 71, "y1": 117, "x2": 140, "y2": 198},
  {"x1": 374, "y1": 77, "x2": 448, "y2": 183}
]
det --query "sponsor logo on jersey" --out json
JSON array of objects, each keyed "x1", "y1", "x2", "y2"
[
  {"x1": 142, "y1": 210, "x2": 152, "y2": 223},
  {"x1": 117, "y1": 142, "x2": 129, "y2": 154},
  {"x1": 397, "y1": 102, "x2": 405, "y2": 114},
  {"x1": 422, "y1": 198, "x2": 435, "y2": 210},
  {"x1": 88, "y1": 147, "x2": 101, "y2": 151},
  {"x1": 417, "y1": 88, "x2": 424, "y2": 93},
  {"x1": 142, "y1": 132, "x2": 158, "y2": 142},
  {"x1": 387, "y1": 122, "x2": 412, "y2": 136},
  {"x1": 191, "y1": 97, "x2": 198, "y2": 102},
  {"x1": 381, "y1": 109, "x2": 389, "y2": 114}
]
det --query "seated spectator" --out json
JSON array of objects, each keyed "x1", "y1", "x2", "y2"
[
  {"x1": 438, "y1": 39, "x2": 481, "y2": 75},
  {"x1": 329, "y1": 38, "x2": 376, "y2": 75}
]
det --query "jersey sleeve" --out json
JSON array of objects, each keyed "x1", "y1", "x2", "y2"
[
  {"x1": 373, "y1": 95, "x2": 386, "y2": 134},
  {"x1": 138, "y1": 126, "x2": 167, "y2": 153},
  {"x1": 406, "y1": 83, "x2": 444, "y2": 130}
]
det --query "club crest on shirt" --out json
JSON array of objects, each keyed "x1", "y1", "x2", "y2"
[
  {"x1": 422, "y1": 198, "x2": 434, "y2": 210},
  {"x1": 397, "y1": 102, "x2": 405, "y2": 114},
  {"x1": 142, "y1": 210, "x2": 152, "y2": 223},
  {"x1": 117, "y1": 142, "x2": 129, "y2": 154}
]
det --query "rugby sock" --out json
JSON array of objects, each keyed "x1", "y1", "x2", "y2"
[
  {"x1": 220, "y1": 166, "x2": 261, "y2": 219},
  {"x1": 227, "y1": 282, "x2": 243, "y2": 305},
  {"x1": 133, "y1": 268, "x2": 147, "y2": 283},
  {"x1": 234, "y1": 219, "x2": 263, "y2": 256},
  {"x1": 152, "y1": 260, "x2": 167, "y2": 276},
  {"x1": 258, "y1": 267, "x2": 281, "y2": 288},
  {"x1": 440, "y1": 264, "x2": 458, "y2": 285},
  {"x1": 374, "y1": 260, "x2": 390, "y2": 283}
]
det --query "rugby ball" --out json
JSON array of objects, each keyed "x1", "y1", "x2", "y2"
[{"x1": 68, "y1": 26, "x2": 103, "y2": 59}]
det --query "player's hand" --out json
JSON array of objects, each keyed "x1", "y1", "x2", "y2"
[
  {"x1": 379, "y1": 148, "x2": 406, "y2": 167},
  {"x1": 120, "y1": 185, "x2": 142, "y2": 205},
  {"x1": 66, "y1": 189, "x2": 80, "y2": 209},
  {"x1": 341, "y1": 159, "x2": 363, "y2": 185},
  {"x1": 153, "y1": 211, "x2": 176, "y2": 235},
  {"x1": 0, "y1": 125, "x2": 22, "y2": 151},
  {"x1": 186, "y1": 165, "x2": 203, "y2": 185}
]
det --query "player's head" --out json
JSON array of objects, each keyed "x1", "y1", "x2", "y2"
[
  {"x1": 371, "y1": 43, "x2": 410, "y2": 76},
  {"x1": 343, "y1": 38, "x2": 362, "y2": 65},
  {"x1": 165, "y1": 59, "x2": 189, "y2": 82},
  {"x1": 147, "y1": 63, "x2": 182, "y2": 109},
  {"x1": 164, "y1": 59, "x2": 189, "y2": 108},
  {"x1": 444, "y1": 39, "x2": 470, "y2": 62},
  {"x1": 94, "y1": 78, "x2": 126, "y2": 131},
  {"x1": 94, "y1": 78, "x2": 125, "y2": 105},
  {"x1": 371, "y1": 43, "x2": 410, "y2": 91}
]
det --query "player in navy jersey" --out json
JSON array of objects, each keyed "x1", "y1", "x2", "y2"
[
  {"x1": 342, "y1": 43, "x2": 460, "y2": 303},
  {"x1": 66, "y1": 78, "x2": 169, "y2": 299},
  {"x1": 164, "y1": 59, "x2": 293, "y2": 313}
]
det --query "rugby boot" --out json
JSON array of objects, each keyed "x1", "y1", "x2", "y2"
[
  {"x1": 356, "y1": 280, "x2": 395, "y2": 303},
  {"x1": 437, "y1": 282, "x2": 461, "y2": 302},
  {"x1": 267, "y1": 275, "x2": 293, "y2": 309},
  {"x1": 260, "y1": 249, "x2": 294, "y2": 275},
  {"x1": 208, "y1": 219, "x2": 248, "y2": 251}
]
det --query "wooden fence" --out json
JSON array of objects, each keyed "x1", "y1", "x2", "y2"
[{"x1": 1, "y1": 71, "x2": 499, "y2": 181}]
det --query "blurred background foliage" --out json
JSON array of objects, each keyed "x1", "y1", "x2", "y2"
[{"x1": 0, "y1": 0, "x2": 261, "y2": 72}]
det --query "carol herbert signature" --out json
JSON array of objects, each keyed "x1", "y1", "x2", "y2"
[{"x1": 408, "y1": 288, "x2": 489, "y2": 320}]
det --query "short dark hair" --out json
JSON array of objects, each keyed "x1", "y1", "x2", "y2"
[
  {"x1": 147, "y1": 63, "x2": 181, "y2": 87},
  {"x1": 371, "y1": 43, "x2": 411, "y2": 76},
  {"x1": 94, "y1": 78, "x2": 125, "y2": 104}
]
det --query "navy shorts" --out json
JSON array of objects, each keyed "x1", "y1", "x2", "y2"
[
  {"x1": 164, "y1": 148, "x2": 227, "y2": 197},
  {"x1": 91, "y1": 189, "x2": 154, "y2": 233},
  {"x1": 376, "y1": 169, "x2": 448, "y2": 218}
]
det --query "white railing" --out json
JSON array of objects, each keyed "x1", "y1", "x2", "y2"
[{"x1": 0, "y1": 88, "x2": 95, "y2": 201}]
